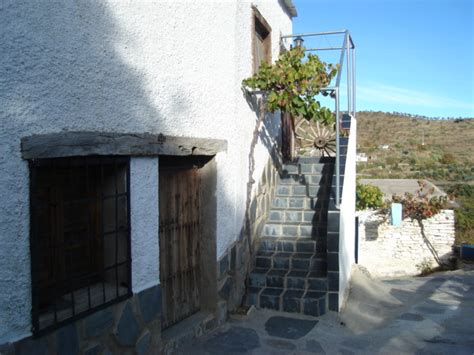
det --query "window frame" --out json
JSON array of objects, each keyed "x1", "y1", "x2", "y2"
[
  {"x1": 252, "y1": 6, "x2": 272, "y2": 74},
  {"x1": 29, "y1": 155, "x2": 132, "y2": 336}
]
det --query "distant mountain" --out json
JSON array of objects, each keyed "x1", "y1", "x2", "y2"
[{"x1": 355, "y1": 111, "x2": 474, "y2": 183}]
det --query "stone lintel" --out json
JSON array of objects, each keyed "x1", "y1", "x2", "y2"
[{"x1": 21, "y1": 132, "x2": 227, "y2": 159}]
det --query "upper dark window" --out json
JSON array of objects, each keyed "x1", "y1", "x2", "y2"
[
  {"x1": 253, "y1": 7, "x2": 272, "y2": 74},
  {"x1": 29, "y1": 156, "x2": 131, "y2": 334}
]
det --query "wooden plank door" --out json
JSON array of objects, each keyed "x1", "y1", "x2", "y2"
[{"x1": 159, "y1": 167, "x2": 201, "y2": 329}]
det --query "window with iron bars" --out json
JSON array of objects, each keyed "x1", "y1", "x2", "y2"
[{"x1": 29, "y1": 156, "x2": 131, "y2": 335}]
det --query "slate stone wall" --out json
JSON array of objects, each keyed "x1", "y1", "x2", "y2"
[
  {"x1": 1, "y1": 285, "x2": 162, "y2": 355},
  {"x1": 217, "y1": 157, "x2": 279, "y2": 312},
  {"x1": 358, "y1": 209, "x2": 455, "y2": 277}
]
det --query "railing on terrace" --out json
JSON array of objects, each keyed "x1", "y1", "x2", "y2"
[{"x1": 281, "y1": 30, "x2": 356, "y2": 209}]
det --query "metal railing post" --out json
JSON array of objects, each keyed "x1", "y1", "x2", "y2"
[
  {"x1": 335, "y1": 87, "x2": 340, "y2": 209},
  {"x1": 352, "y1": 47, "x2": 356, "y2": 118},
  {"x1": 346, "y1": 32, "x2": 351, "y2": 115}
]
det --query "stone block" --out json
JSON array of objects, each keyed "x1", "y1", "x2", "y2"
[
  {"x1": 138, "y1": 285, "x2": 162, "y2": 324},
  {"x1": 285, "y1": 211, "x2": 302, "y2": 222},
  {"x1": 327, "y1": 233, "x2": 339, "y2": 252},
  {"x1": 308, "y1": 278, "x2": 327, "y2": 291},
  {"x1": 219, "y1": 253, "x2": 229, "y2": 278},
  {"x1": 264, "y1": 224, "x2": 281, "y2": 236},
  {"x1": 328, "y1": 271, "x2": 339, "y2": 291},
  {"x1": 85, "y1": 307, "x2": 114, "y2": 337},
  {"x1": 250, "y1": 198, "x2": 257, "y2": 221},
  {"x1": 300, "y1": 225, "x2": 313, "y2": 237},
  {"x1": 249, "y1": 270, "x2": 267, "y2": 287},
  {"x1": 328, "y1": 292, "x2": 339, "y2": 311},
  {"x1": 230, "y1": 245, "x2": 237, "y2": 271},
  {"x1": 115, "y1": 302, "x2": 140, "y2": 347},
  {"x1": 277, "y1": 185, "x2": 290, "y2": 195},
  {"x1": 303, "y1": 297, "x2": 320, "y2": 316},
  {"x1": 292, "y1": 185, "x2": 306, "y2": 196},
  {"x1": 272, "y1": 197, "x2": 288, "y2": 208},
  {"x1": 296, "y1": 241, "x2": 314, "y2": 253},
  {"x1": 204, "y1": 316, "x2": 217, "y2": 332},
  {"x1": 327, "y1": 211, "x2": 340, "y2": 233},
  {"x1": 216, "y1": 301, "x2": 228, "y2": 324},
  {"x1": 282, "y1": 225, "x2": 297, "y2": 236},
  {"x1": 17, "y1": 337, "x2": 49, "y2": 355},
  {"x1": 84, "y1": 344, "x2": 101, "y2": 355},
  {"x1": 218, "y1": 276, "x2": 233, "y2": 301},
  {"x1": 136, "y1": 329, "x2": 151, "y2": 355},
  {"x1": 278, "y1": 241, "x2": 294, "y2": 252},
  {"x1": 327, "y1": 252, "x2": 339, "y2": 271},
  {"x1": 260, "y1": 288, "x2": 282, "y2": 310},
  {"x1": 269, "y1": 211, "x2": 283, "y2": 222},
  {"x1": 57, "y1": 324, "x2": 79, "y2": 355},
  {"x1": 0, "y1": 342, "x2": 14, "y2": 355},
  {"x1": 288, "y1": 198, "x2": 304, "y2": 208}
]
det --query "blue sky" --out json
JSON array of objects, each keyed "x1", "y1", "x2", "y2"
[{"x1": 292, "y1": 0, "x2": 474, "y2": 118}]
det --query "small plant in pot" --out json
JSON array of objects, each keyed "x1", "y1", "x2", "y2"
[{"x1": 242, "y1": 46, "x2": 339, "y2": 156}]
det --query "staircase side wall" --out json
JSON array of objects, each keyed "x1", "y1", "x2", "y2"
[
  {"x1": 338, "y1": 118, "x2": 357, "y2": 311},
  {"x1": 216, "y1": 155, "x2": 280, "y2": 311}
]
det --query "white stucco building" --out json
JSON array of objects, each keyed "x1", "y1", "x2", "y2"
[{"x1": 0, "y1": 1, "x2": 298, "y2": 353}]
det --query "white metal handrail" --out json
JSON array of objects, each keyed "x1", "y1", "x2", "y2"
[{"x1": 281, "y1": 30, "x2": 356, "y2": 208}]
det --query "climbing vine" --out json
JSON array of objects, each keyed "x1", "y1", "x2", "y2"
[{"x1": 242, "y1": 46, "x2": 338, "y2": 125}]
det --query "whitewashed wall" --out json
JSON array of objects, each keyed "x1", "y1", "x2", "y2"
[
  {"x1": 358, "y1": 209, "x2": 455, "y2": 278},
  {"x1": 338, "y1": 119, "x2": 357, "y2": 310},
  {"x1": 0, "y1": 0, "x2": 292, "y2": 343}
]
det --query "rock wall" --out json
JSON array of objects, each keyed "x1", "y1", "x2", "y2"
[
  {"x1": 358, "y1": 210, "x2": 455, "y2": 278},
  {"x1": 217, "y1": 157, "x2": 280, "y2": 312},
  {"x1": 0, "y1": 285, "x2": 162, "y2": 355}
]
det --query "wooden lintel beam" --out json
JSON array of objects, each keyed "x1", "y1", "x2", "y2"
[{"x1": 21, "y1": 132, "x2": 227, "y2": 159}]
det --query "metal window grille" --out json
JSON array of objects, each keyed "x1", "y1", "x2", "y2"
[{"x1": 29, "y1": 156, "x2": 132, "y2": 335}]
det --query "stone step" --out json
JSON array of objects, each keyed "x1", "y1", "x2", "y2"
[
  {"x1": 281, "y1": 163, "x2": 332, "y2": 176},
  {"x1": 245, "y1": 286, "x2": 327, "y2": 316},
  {"x1": 271, "y1": 196, "x2": 336, "y2": 210},
  {"x1": 248, "y1": 268, "x2": 328, "y2": 292},
  {"x1": 258, "y1": 237, "x2": 327, "y2": 255},
  {"x1": 278, "y1": 173, "x2": 331, "y2": 186},
  {"x1": 258, "y1": 237, "x2": 322, "y2": 253},
  {"x1": 262, "y1": 223, "x2": 328, "y2": 238},
  {"x1": 255, "y1": 251, "x2": 327, "y2": 272},
  {"x1": 294, "y1": 156, "x2": 336, "y2": 164},
  {"x1": 268, "y1": 209, "x2": 328, "y2": 224},
  {"x1": 274, "y1": 186, "x2": 333, "y2": 198}
]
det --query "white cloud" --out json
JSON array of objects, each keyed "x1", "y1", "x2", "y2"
[{"x1": 357, "y1": 83, "x2": 474, "y2": 111}]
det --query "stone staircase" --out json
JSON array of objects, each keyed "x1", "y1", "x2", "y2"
[{"x1": 244, "y1": 156, "x2": 337, "y2": 316}]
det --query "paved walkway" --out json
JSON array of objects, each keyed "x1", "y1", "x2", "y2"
[{"x1": 176, "y1": 266, "x2": 474, "y2": 354}]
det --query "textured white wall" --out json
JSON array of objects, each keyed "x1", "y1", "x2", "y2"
[
  {"x1": 338, "y1": 119, "x2": 357, "y2": 310},
  {"x1": 0, "y1": 0, "x2": 292, "y2": 342},
  {"x1": 130, "y1": 157, "x2": 160, "y2": 293}
]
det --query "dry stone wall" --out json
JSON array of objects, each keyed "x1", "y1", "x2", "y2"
[
  {"x1": 358, "y1": 210, "x2": 455, "y2": 278},
  {"x1": 217, "y1": 157, "x2": 280, "y2": 311}
]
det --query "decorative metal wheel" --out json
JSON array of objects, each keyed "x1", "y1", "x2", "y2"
[{"x1": 295, "y1": 118, "x2": 336, "y2": 156}]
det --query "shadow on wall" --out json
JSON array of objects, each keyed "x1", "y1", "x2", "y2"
[
  {"x1": 243, "y1": 89, "x2": 283, "y2": 172},
  {"x1": 0, "y1": 1, "x2": 192, "y2": 341}
]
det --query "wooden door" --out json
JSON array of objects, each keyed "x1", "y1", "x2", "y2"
[{"x1": 159, "y1": 166, "x2": 201, "y2": 329}]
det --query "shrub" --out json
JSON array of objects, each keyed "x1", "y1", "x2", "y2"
[
  {"x1": 356, "y1": 181, "x2": 385, "y2": 210},
  {"x1": 446, "y1": 184, "x2": 474, "y2": 244},
  {"x1": 392, "y1": 181, "x2": 448, "y2": 220}
]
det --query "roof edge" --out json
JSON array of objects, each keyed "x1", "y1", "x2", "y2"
[{"x1": 282, "y1": 0, "x2": 297, "y2": 17}]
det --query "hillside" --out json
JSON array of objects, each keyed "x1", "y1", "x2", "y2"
[{"x1": 356, "y1": 111, "x2": 474, "y2": 183}]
